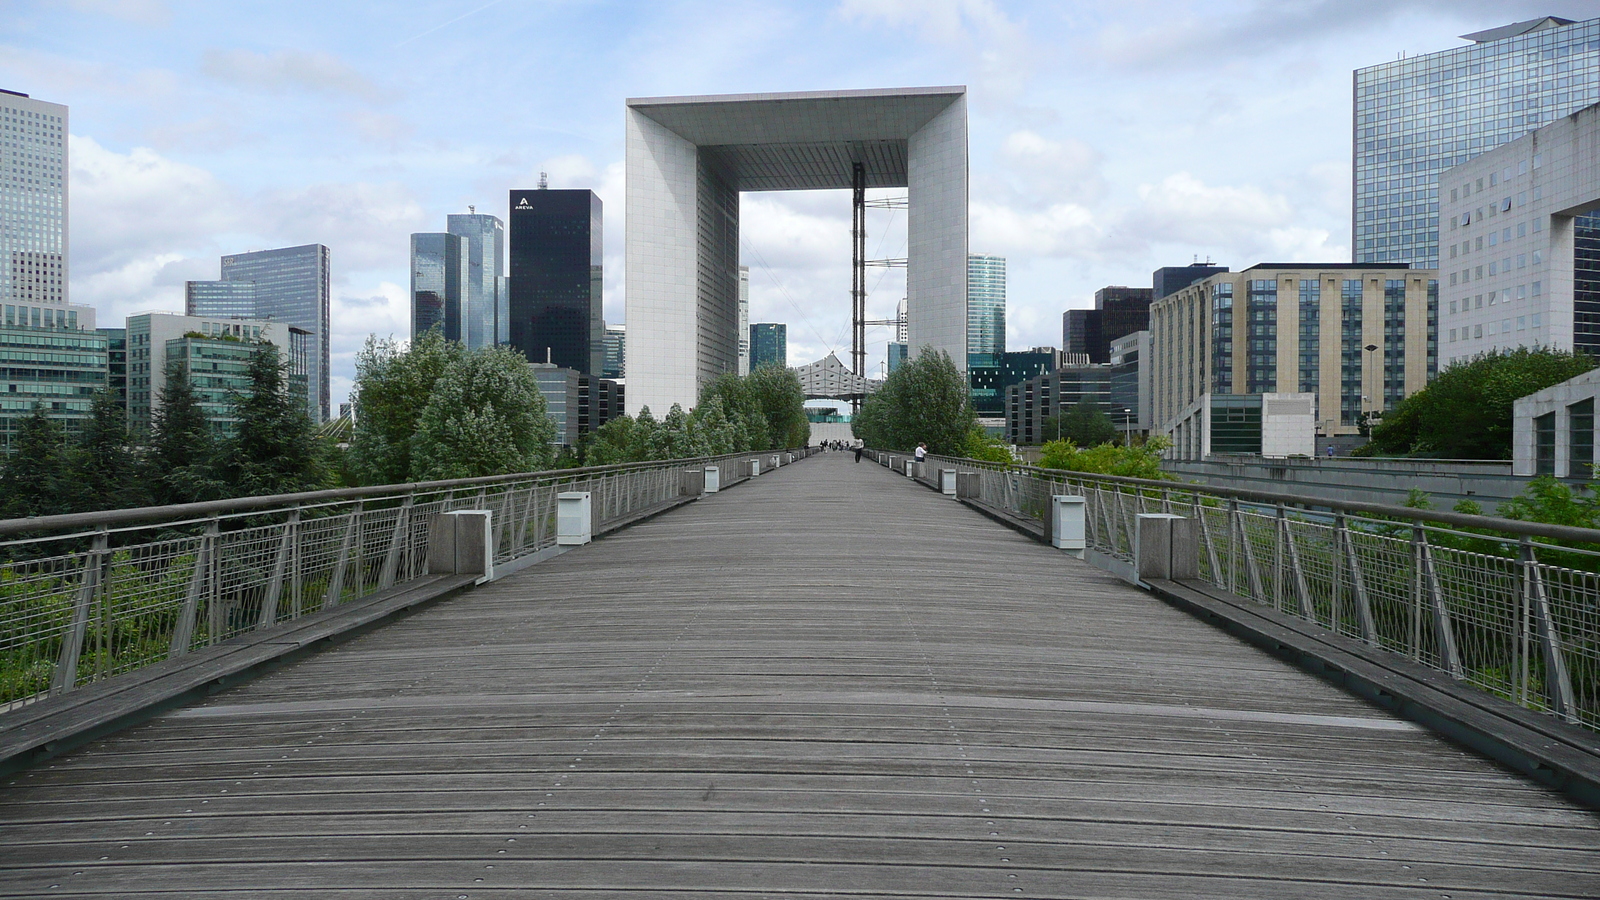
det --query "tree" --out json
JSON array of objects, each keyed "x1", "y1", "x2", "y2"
[
  {"x1": 745, "y1": 365, "x2": 810, "y2": 450},
  {"x1": 217, "y1": 344, "x2": 328, "y2": 497},
  {"x1": 146, "y1": 359, "x2": 222, "y2": 506},
  {"x1": 852, "y1": 347, "x2": 973, "y2": 453},
  {"x1": 1358, "y1": 347, "x2": 1594, "y2": 459},
  {"x1": 964, "y1": 426, "x2": 1016, "y2": 463},
  {"x1": 347, "y1": 331, "x2": 466, "y2": 485},
  {"x1": 70, "y1": 388, "x2": 147, "y2": 512},
  {"x1": 411, "y1": 345, "x2": 557, "y2": 479},
  {"x1": 1055, "y1": 398, "x2": 1118, "y2": 447},
  {"x1": 1038, "y1": 435, "x2": 1172, "y2": 479},
  {"x1": 0, "y1": 405, "x2": 75, "y2": 519}
]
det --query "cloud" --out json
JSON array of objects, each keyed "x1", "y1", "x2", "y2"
[
  {"x1": 344, "y1": 110, "x2": 413, "y2": 145},
  {"x1": 66, "y1": 0, "x2": 170, "y2": 26},
  {"x1": 201, "y1": 48, "x2": 390, "y2": 102},
  {"x1": 258, "y1": 181, "x2": 427, "y2": 273},
  {"x1": 996, "y1": 130, "x2": 1105, "y2": 206},
  {"x1": 972, "y1": 199, "x2": 1101, "y2": 259},
  {"x1": 69, "y1": 134, "x2": 236, "y2": 276},
  {"x1": 837, "y1": 0, "x2": 1036, "y2": 96}
]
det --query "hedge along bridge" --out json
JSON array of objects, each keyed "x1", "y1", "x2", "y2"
[{"x1": 0, "y1": 449, "x2": 1597, "y2": 897}]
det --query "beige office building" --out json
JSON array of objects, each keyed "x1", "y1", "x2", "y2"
[{"x1": 1151, "y1": 264, "x2": 1438, "y2": 445}]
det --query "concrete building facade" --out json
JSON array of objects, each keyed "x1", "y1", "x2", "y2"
[
  {"x1": 1512, "y1": 366, "x2": 1600, "y2": 477},
  {"x1": 0, "y1": 303, "x2": 103, "y2": 451},
  {"x1": 1, "y1": 91, "x2": 68, "y2": 311},
  {"x1": 1150, "y1": 264, "x2": 1438, "y2": 443},
  {"x1": 624, "y1": 87, "x2": 968, "y2": 415},
  {"x1": 1439, "y1": 101, "x2": 1600, "y2": 365}
]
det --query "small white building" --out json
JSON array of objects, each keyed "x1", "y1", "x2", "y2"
[
  {"x1": 1165, "y1": 392, "x2": 1317, "y2": 461},
  {"x1": 1512, "y1": 368, "x2": 1600, "y2": 478}
]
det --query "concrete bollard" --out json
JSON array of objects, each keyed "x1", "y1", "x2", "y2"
[
  {"x1": 1135, "y1": 514, "x2": 1198, "y2": 583},
  {"x1": 749, "y1": 458, "x2": 761, "y2": 477},
  {"x1": 904, "y1": 460, "x2": 915, "y2": 477},
  {"x1": 1048, "y1": 496, "x2": 1087, "y2": 557},
  {"x1": 887, "y1": 455, "x2": 897, "y2": 469},
  {"x1": 427, "y1": 509, "x2": 493, "y2": 582},
  {"x1": 704, "y1": 465, "x2": 720, "y2": 493},
  {"x1": 940, "y1": 469, "x2": 957, "y2": 496},
  {"x1": 681, "y1": 467, "x2": 706, "y2": 496},
  {"x1": 786, "y1": 453, "x2": 795, "y2": 465},
  {"x1": 955, "y1": 472, "x2": 981, "y2": 499},
  {"x1": 557, "y1": 492, "x2": 592, "y2": 546},
  {"x1": 771, "y1": 454, "x2": 781, "y2": 469}
]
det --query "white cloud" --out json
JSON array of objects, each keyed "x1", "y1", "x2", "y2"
[
  {"x1": 69, "y1": 134, "x2": 235, "y2": 275},
  {"x1": 258, "y1": 181, "x2": 426, "y2": 273},
  {"x1": 972, "y1": 199, "x2": 1100, "y2": 259},
  {"x1": 1117, "y1": 171, "x2": 1293, "y2": 248},
  {"x1": 201, "y1": 48, "x2": 389, "y2": 102},
  {"x1": 996, "y1": 129, "x2": 1105, "y2": 206}
]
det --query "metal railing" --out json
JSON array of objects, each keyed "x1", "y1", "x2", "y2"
[
  {"x1": 0, "y1": 450, "x2": 807, "y2": 711},
  {"x1": 920, "y1": 452, "x2": 1600, "y2": 730}
]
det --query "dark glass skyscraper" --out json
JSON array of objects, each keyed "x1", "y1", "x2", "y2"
[
  {"x1": 410, "y1": 232, "x2": 467, "y2": 342},
  {"x1": 750, "y1": 323, "x2": 786, "y2": 370},
  {"x1": 188, "y1": 243, "x2": 331, "y2": 422},
  {"x1": 508, "y1": 189, "x2": 602, "y2": 374}
]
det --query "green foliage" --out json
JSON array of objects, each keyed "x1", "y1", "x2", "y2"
[
  {"x1": 72, "y1": 389, "x2": 147, "y2": 511},
  {"x1": 964, "y1": 426, "x2": 1016, "y2": 464},
  {"x1": 852, "y1": 347, "x2": 974, "y2": 453},
  {"x1": 216, "y1": 345, "x2": 329, "y2": 497},
  {"x1": 1037, "y1": 435, "x2": 1173, "y2": 479},
  {"x1": 145, "y1": 360, "x2": 222, "y2": 506},
  {"x1": 1051, "y1": 398, "x2": 1119, "y2": 447},
  {"x1": 1358, "y1": 347, "x2": 1595, "y2": 459},
  {"x1": 0, "y1": 405, "x2": 75, "y2": 519},
  {"x1": 745, "y1": 365, "x2": 810, "y2": 450},
  {"x1": 347, "y1": 331, "x2": 466, "y2": 485},
  {"x1": 411, "y1": 345, "x2": 557, "y2": 480}
]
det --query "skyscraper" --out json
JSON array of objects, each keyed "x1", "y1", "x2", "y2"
[
  {"x1": 603, "y1": 324, "x2": 626, "y2": 379},
  {"x1": 447, "y1": 211, "x2": 505, "y2": 349},
  {"x1": 2, "y1": 90, "x2": 68, "y2": 308},
  {"x1": 187, "y1": 244, "x2": 332, "y2": 422},
  {"x1": 1354, "y1": 16, "x2": 1600, "y2": 269},
  {"x1": 967, "y1": 254, "x2": 1006, "y2": 364},
  {"x1": 737, "y1": 266, "x2": 751, "y2": 376},
  {"x1": 508, "y1": 188, "x2": 603, "y2": 374},
  {"x1": 750, "y1": 323, "x2": 786, "y2": 371},
  {"x1": 410, "y1": 232, "x2": 468, "y2": 342}
]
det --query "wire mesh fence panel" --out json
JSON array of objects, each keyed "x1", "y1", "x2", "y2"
[{"x1": 1539, "y1": 560, "x2": 1600, "y2": 727}]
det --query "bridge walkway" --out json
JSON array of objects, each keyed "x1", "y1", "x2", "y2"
[{"x1": 1, "y1": 453, "x2": 1598, "y2": 898}]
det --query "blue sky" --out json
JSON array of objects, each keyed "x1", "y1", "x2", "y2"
[{"x1": 3, "y1": 0, "x2": 1588, "y2": 404}]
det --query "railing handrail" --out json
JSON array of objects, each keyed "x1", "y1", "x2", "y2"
[
  {"x1": 0, "y1": 450, "x2": 808, "y2": 538},
  {"x1": 909, "y1": 451, "x2": 1600, "y2": 546}
]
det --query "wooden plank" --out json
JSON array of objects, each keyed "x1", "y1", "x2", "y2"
[{"x1": 1, "y1": 456, "x2": 1598, "y2": 898}]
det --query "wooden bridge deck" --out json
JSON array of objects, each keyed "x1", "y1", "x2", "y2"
[{"x1": 2, "y1": 454, "x2": 1598, "y2": 898}]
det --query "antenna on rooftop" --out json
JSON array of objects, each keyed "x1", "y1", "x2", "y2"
[
  {"x1": 538, "y1": 172, "x2": 549, "y2": 190},
  {"x1": 469, "y1": 205, "x2": 476, "y2": 214}
]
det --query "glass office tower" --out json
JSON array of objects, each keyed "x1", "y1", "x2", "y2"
[
  {"x1": 1354, "y1": 16, "x2": 1600, "y2": 269},
  {"x1": 410, "y1": 232, "x2": 468, "y2": 343},
  {"x1": 447, "y1": 212, "x2": 505, "y2": 349},
  {"x1": 750, "y1": 323, "x2": 786, "y2": 370},
  {"x1": 188, "y1": 244, "x2": 331, "y2": 422},
  {"x1": 967, "y1": 254, "x2": 1006, "y2": 365},
  {"x1": 508, "y1": 189, "x2": 603, "y2": 374}
]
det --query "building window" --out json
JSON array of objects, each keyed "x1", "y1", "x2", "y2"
[
  {"x1": 1535, "y1": 412, "x2": 1557, "y2": 476},
  {"x1": 1571, "y1": 399, "x2": 1594, "y2": 479}
]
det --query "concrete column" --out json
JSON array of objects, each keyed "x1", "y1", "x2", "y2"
[
  {"x1": 1048, "y1": 496, "x2": 1086, "y2": 557},
  {"x1": 940, "y1": 469, "x2": 957, "y2": 495},
  {"x1": 557, "y1": 492, "x2": 593, "y2": 546},
  {"x1": 427, "y1": 509, "x2": 494, "y2": 582}
]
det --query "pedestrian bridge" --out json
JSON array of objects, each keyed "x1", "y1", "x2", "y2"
[{"x1": 2, "y1": 452, "x2": 1599, "y2": 898}]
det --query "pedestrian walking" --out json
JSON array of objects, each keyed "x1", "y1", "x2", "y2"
[{"x1": 854, "y1": 444, "x2": 864, "y2": 463}]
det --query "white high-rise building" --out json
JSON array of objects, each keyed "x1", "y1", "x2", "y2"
[
  {"x1": 1, "y1": 90, "x2": 69, "y2": 309},
  {"x1": 737, "y1": 266, "x2": 750, "y2": 376}
]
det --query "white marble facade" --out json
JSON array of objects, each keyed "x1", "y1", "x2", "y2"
[{"x1": 624, "y1": 88, "x2": 969, "y2": 416}]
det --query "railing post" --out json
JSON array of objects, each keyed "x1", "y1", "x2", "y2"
[
  {"x1": 378, "y1": 495, "x2": 414, "y2": 590},
  {"x1": 1416, "y1": 528, "x2": 1461, "y2": 678},
  {"x1": 1280, "y1": 507, "x2": 1313, "y2": 622},
  {"x1": 322, "y1": 501, "x2": 361, "y2": 609},
  {"x1": 1520, "y1": 536, "x2": 1576, "y2": 718},
  {"x1": 52, "y1": 529, "x2": 108, "y2": 694},
  {"x1": 1334, "y1": 514, "x2": 1378, "y2": 645},
  {"x1": 170, "y1": 519, "x2": 218, "y2": 658},
  {"x1": 258, "y1": 507, "x2": 300, "y2": 630}
]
